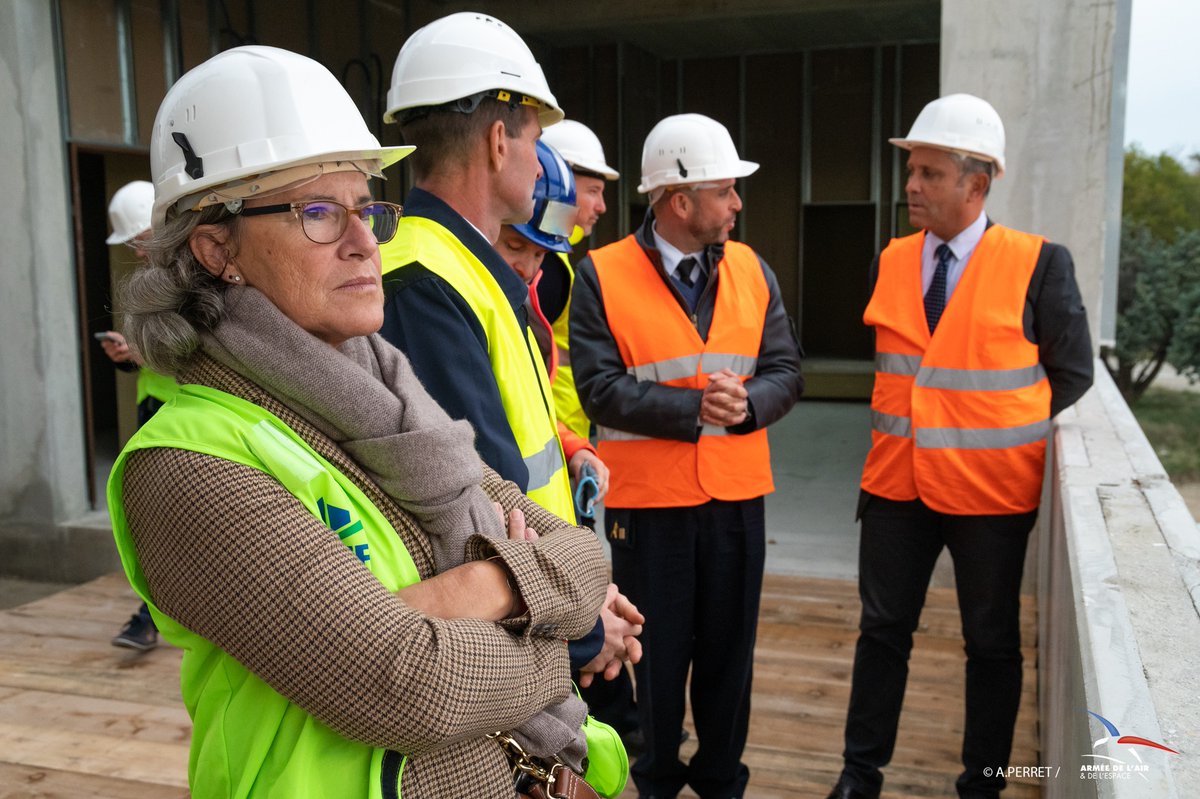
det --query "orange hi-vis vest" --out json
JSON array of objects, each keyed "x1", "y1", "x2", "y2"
[
  {"x1": 592, "y1": 236, "x2": 774, "y2": 508},
  {"x1": 861, "y1": 224, "x2": 1051, "y2": 515}
]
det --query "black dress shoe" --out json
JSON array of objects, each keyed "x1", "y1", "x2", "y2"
[{"x1": 825, "y1": 780, "x2": 877, "y2": 799}]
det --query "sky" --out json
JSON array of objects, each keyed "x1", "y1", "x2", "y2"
[{"x1": 1123, "y1": 0, "x2": 1200, "y2": 160}]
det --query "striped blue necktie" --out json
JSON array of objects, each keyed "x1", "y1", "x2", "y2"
[{"x1": 924, "y1": 243, "x2": 952, "y2": 334}]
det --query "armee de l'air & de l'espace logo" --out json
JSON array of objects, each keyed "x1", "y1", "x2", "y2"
[{"x1": 1081, "y1": 710, "x2": 1179, "y2": 782}]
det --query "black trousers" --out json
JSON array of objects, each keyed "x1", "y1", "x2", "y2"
[
  {"x1": 607, "y1": 498, "x2": 765, "y2": 799},
  {"x1": 839, "y1": 494, "x2": 1036, "y2": 798}
]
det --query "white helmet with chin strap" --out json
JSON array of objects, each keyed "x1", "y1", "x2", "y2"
[
  {"x1": 638, "y1": 113, "x2": 758, "y2": 197},
  {"x1": 540, "y1": 120, "x2": 619, "y2": 180},
  {"x1": 150, "y1": 45, "x2": 413, "y2": 227},
  {"x1": 106, "y1": 180, "x2": 154, "y2": 244},
  {"x1": 889, "y1": 93, "x2": 1006, "y2": 178},
  {"x1": 384, "y1": 12, "x2": 562, "y2": 129}
]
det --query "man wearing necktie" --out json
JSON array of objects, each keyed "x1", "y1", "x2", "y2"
[
  {"x1": 827, "y1": 95, "x2": 1093, "y2": 799},
  {"x1": 570, "y1": 113, "x2": 803, "y2": 798}
]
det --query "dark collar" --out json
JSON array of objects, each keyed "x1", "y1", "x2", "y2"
[{"x1": 403, "y1": 187, "x2": 529, "y2": 313}]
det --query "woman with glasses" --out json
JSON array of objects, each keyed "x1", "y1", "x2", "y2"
[{"x1": 107, "y1": 45, "x2": 608, "y2": 798}]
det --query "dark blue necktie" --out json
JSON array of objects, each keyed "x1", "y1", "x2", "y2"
[
  {"x1": 924, "y1": 243, "x2": 952, "y2": 334},
  {"x1": 673, "y1": 256, "x2": 703, "y2": 310}
]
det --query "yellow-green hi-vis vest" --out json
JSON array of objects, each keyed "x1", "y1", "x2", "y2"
[
  {"x1": 550, "y1": 247, "x2": 590, "y2": 440},
  {"x1": 108, "y1": 384, "x2": 419, "y2": 799},
  {"x1": 136, "y1": 366, "x2": 180, "y2": 405},
  {"x1": 380, "y1": 216, "x2": 575, "y2": 523}
]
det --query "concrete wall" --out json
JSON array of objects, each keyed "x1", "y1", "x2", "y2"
[
  {"x1": 1039, "y1": 363, "x2": 1200, "y2": 796},
  {"x1": 0, "y1": 1, "x2": 102, "y2": 579},
  {"x1": 941, "y1": 0, "x2": 1131, "y2": 350}
]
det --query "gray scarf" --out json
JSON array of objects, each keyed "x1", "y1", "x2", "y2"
[
  {"x1": 202, "y1": 287, "x2": 587, "y2": 767},
  {"x1": 203, "y1": 286, "x2": 503, "y2": 571}
]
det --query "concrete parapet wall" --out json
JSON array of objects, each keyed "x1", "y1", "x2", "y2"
[{"x1": 1039, "y1": 361, "x2": 1199, "y2": 796}]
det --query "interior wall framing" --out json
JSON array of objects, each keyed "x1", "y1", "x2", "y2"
[
  {"x1": 668, "y1": 42, "x2": 938, "y2": 361},
  {"x1": 55, "y1": 0, "x2": 944, "y2": 420},
  {"x1": 539, "y1": 36, "x2": 940, "y2": 363}
]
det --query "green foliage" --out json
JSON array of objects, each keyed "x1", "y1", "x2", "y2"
[
  {"x1": 1107, "y1": 150, "x2": 1200, "y2": 402},
  {"x1": 1122, "y1": 147, "x2": 1200, "y2": 243},
  {"x1": 1166, "y1": 231, "x2": 1200, "y2": 385},
  {"x1": 1129, "y1": 388, "x2": 1200, "y2": 482},
  {"x1": 1107, "y1": 225, "x2": 1178, "y2": 401}
]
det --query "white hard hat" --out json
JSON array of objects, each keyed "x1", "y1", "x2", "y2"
[
  {"x1": 541, "y1": 120, "x2": 619, "y2": 180},
  {"x1": 384, "y1": 12, "x2": 562, "y2": 129},
  {"x1": 889, "y1": 93, "x2": 1006, "y2": 178},
  {"x1": 637, "y1": 113, "x2": 758, "y2": 195},
  {"x1": 150, "y1": 45, "x2": 413, "y2": 227},
  {"x1": 106, "y1": 180, "x2": 154, "y2": 244}
]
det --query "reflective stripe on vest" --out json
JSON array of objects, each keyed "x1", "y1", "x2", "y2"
[
  {"x1": 875, "y1": 353, "x2": 1047, "y2": 390},
  {"x1": 380, "y1": 217, "x2": 575, "y2": 523},
  {"x1": 597, "y1": 423, "x2": 732, "y2": 442},
  {"x1": 861, "y1": 224, "x2": 1050, "y2": 515},
  {"x1": 591, "y1": 235, "x2": 773, "y2": 507},
  {"x1": 916, "y1": 419, "x2": 1051, "y2": 449},
  {"x1": 108, "y1": 384, "x2": 411, "y2": 799},
  {"x1": 623, "y1": 352, "x2": 759, "y2": 383}
]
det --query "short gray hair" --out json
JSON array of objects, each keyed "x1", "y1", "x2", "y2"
[
  {"x1": 120, "y1": 206, "x2": 240, "y2": 376},
  {"x1": 951, "y1": 153, "x2": 995, "y2": 197}
]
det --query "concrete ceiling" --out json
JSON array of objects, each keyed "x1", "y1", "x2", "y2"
[{"x1": 408, "y1": 0, "x2": 940, "y2": 58}]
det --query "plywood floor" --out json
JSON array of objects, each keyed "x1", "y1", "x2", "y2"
[{"x1": 0, "y1": 573, "x2": 1039, "y2": 799}]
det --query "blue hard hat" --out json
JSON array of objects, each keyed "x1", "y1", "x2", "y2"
[{"x1": 513, "y1": 140, "x2": 576, "y2": 253}]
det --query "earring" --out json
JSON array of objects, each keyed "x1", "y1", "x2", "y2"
[{"x1": 221, "y1": 255, "x2": 242, "y2": 284}]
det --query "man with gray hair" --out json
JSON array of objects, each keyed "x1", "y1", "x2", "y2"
[
  {"x1": 827, "y1": 94, "x2": 1093, "y2": 799},
  {"x1": 570, "y1": 113, "x2": 803, "y2": 798}
]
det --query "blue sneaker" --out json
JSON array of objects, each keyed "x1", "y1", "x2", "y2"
[{"x1": 112, "y1": 609, "x2": 158, "y2": 651}]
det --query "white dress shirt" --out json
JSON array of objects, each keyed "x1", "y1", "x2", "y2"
[
  {"x1": 921, "y1": 209, "x2": 988, "y2": 300},
  {"x1": 652, "y1": 222, "x2": 705, "y2": 284}
]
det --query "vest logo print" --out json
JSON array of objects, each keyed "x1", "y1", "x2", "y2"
[{"x1": 317, "y1": 497, "x2": 370, "y2": 563}]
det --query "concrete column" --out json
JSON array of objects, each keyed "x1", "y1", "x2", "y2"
[
  {"x1": 0, "y1": 1, "x2": 92, "y2": 571},
  {"x1": 940, "y1": 0, "x2": 1131, "y2": 350}
]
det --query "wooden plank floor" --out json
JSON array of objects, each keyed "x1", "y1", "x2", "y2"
[{"x1": 0, "y1": 573, "x2": 1039, "y2": 799}]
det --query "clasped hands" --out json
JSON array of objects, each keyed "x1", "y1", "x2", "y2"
[{"x1": 700, "y1": 367, "x2": 749, "y2": 427}]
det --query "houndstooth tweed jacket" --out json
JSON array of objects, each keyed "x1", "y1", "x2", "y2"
[{"x1": 120, "y1": 354, "x2": 609, "y2": 797}]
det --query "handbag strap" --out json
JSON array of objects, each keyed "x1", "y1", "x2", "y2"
[
  {"x1": 491, "y1": 732, "x2": 600, "y2": 799},
  {"x1": 526, "y1": 766, "x2": 599, "y2": 799}
]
